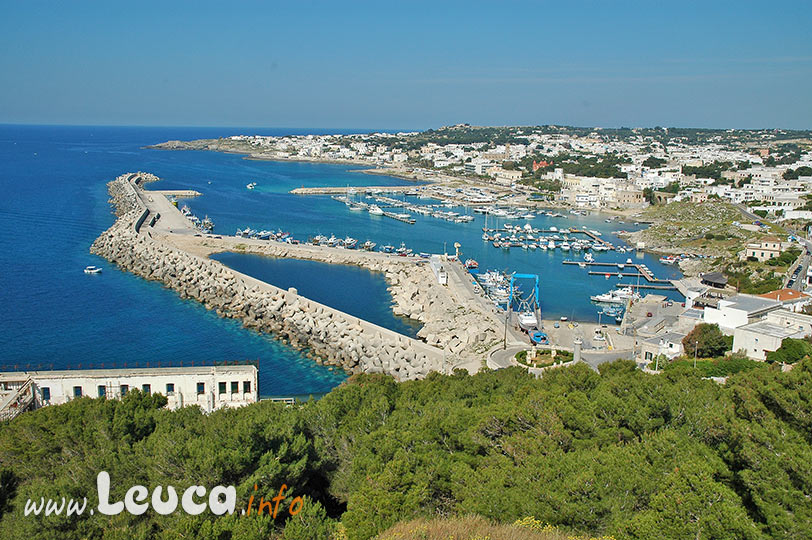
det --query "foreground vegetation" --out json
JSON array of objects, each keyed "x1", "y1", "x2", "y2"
[{"x1": 1, "y1": 360, "x2": 811, "y2": 539}]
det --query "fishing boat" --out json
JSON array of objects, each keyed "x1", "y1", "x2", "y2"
[
  {"x1": 84, "y1": 265, "x2": 102, "y2": 274},
  {"x1": 380, "y1": 244, "x2": 395, "y2": 253},
  {"x1": 362, "y1": 240, "x2": 376, "y2": 251},
  {"x1": 342, "y1": 237, "x2": 358, "y2": 249},
  {"x1": 200, "y1": 216, "x2": 214, "y2": 232},
  {"x1": 465, "y1": 259, "x2": 479, "y2": 269},
  {"x1": 518, "y1": 311, "x2": 539, "y2": 331}
]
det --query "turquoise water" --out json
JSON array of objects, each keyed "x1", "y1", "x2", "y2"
[
  {"x1": 0, "y1": 125, "x2": 411, "y2": 396},
  {"x1": 211, "y1": 253, "x2": 421, "y2": 338},
  {"x1": 0, "y1": 125, "x2": 682, "y2": 396}
]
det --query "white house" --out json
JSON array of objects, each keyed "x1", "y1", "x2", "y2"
[{"x1": 703, "y1": 294, "x2": 782, "y2": 333}]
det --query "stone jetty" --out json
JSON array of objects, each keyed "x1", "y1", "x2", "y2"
[{"x1": 91, "y1": 173, "x2": 500, "y2": 379}]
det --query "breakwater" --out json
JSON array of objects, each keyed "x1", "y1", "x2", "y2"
[
  {"x1": 169, "y1": 233, "x2": 502, "y2": 361},
  {"x1": 91, "y1": 173, "x2": 498, "y2": 379}
]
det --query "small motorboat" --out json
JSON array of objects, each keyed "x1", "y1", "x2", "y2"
[
  {"x1": 465, "y1": 258, "x2": 479, "y2": 269},
  {"x1": 530, "y1": 331, "x2": 548, "y2": 345},
  {"x1": 84, "y1": 265, "x2": 102, "y2": 274}
]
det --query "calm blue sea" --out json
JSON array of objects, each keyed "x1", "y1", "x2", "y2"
[{"x1": 0, "y1": 125, "x2": 682, "y2": 396}]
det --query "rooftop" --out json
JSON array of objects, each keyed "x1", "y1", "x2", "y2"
[
  {"x1": 721, "y1": 294, "x2": 781, "y2": 315},
  {"x1": 759, "y1": 288, "x2": 810, "y2": 302},
  {"x1": 736, "y1": 321, "x2": 805, "y2": 339},
  {"x1": 642, "y1": 332, "x2": 687, "y2": 345},
  {"x1": 0, "y1": 365, "x2": 257, "y2": 383}
]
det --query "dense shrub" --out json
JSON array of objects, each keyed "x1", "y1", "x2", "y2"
[{"x1": 2, "y1": 361, "x2": 812, "y2": 539}]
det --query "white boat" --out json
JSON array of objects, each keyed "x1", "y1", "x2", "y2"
[
  {"x1": 521, "y1": 213, "x2": 535, "y2": 220},
  {"x1": 246, "y1": 182, "x2": 257, "y2": 190},
  {"x1": 560, "y1": 242, "x2": 570, "y2": 251},
  {"x1": 362, "y1": 240, "x2": 376, "y2": 251},
  {"x1": 547, "y1": 240, "x2": 556, "y2": 250},
  {"x1": 517, "y1": 311, "x2": 538, "y2": 330},
  {"x1": 84, "y1": 265, "x2": 102, "y2": 274},
  {"x1": 584, "y1": 253, "x2": 594, "y2": 263},
  {"x1": 590, "y1": 287, "x2": 640, "y2": 304},
  {"x1": 368, "y1": 204, "x2": 384, "y2": 216}
]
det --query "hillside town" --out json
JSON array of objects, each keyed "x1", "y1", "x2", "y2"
[{"x1": 178, "y1": 125, "x2": 812, "y2": 217}]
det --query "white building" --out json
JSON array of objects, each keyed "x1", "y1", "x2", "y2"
[
  {"x1": 0, "y1": 364, "x2": 259, "y2": 420},
  {"x1": 732, "y1": 321, "x2": 804, "y2": 361},
  {"x1": 640, "y1": 332, "x2": 686, "y2": 364},
  {"x1": 703, "y1": 294, "x2": 782, "y2": 334}
]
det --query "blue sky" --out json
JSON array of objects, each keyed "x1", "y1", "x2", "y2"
[{"x1": 1, "y1": 1, "x2": 810, "y2": 129}]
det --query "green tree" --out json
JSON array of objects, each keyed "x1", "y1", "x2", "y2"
[
  {"x1": 766, "y1": 337, "x2": 812, "y2": 364},
  {"x1": 683, "y1": 323, "x2": 730, "y2": 358}
]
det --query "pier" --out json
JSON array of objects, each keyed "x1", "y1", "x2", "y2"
[
  {"x1": 564, "y1": 260, "x2": 676, "y2": 289},
  {"x1": 291, "y1": 185, "x2": 416, "y2": 195},
  {"x1": 382, "y1": 210, "x2": 416, "y2": 224}
]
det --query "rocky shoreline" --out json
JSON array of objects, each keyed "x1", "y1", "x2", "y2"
[{"x1": 91, "y1": 174, "x2": 499, "y2": 380}]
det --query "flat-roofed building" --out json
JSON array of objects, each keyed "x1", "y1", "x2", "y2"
[
  {"x1": 703, "y1": 294, "x2": 782, "y2": 334},
  {"x1": 733, "y1": 321, "x2": 805, "y2": 361},
  {"x1": 0, "y1": 364, "x2": 259, "y2": 420},
  {"x1": 640, "y1": 332, "x2": 686, "y2": 364}
]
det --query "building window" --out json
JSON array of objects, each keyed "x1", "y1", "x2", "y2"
[
  {"x1": 243, "y1": 381, "x2": 251, "y2": 394},
  {"x1": 645, "y1": 352, "x2": 652, "y2": 361},
  {"x1": 41, "y1": 387, "x2": 50, "y2": 401},
  {"x1": 73, "y1": 386, "x2": 82, "y2": 398},
  {"x1": 120, "y1": 385, "x2": 128, "y2": 397},
  {"x1": 218, "y1": 382, "x2": 226, "y2": 395},
  {"x1": 142, "y1": 384, "x2": 151, "y2": 394},
  {"x1": 166, "y1": 383, "x2": 175, "y2": 395},
  {"x1": 197, "y1": 382, "x2": 205, "y2": 395},
  {"x1": 231, "y1": 381, "x2": 239, "y2": 394},
  {"x1": 98, "y1": 385, "x2": 106, "y2": 398}
]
